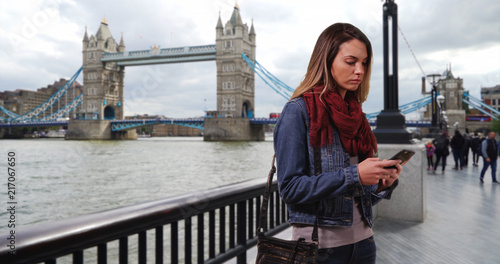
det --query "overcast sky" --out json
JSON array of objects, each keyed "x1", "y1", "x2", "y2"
[{"x1": 1, "y1": 0, "x2": 499, "y2": 118}]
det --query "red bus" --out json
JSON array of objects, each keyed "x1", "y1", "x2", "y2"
[
  {"x1": 269, "y1": 112, "x2": 280, "y2": 118},
  {"x1": 465, "y1": 114, "x2": 492, "y2": 122}
]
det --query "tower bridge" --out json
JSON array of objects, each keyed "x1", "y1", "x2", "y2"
[
  {"x1": 1, "y1": 4, "x2": 494, "y2": 140},
  {"x1": 65, "y1": 5, "x2": 259, "y2": 140}
]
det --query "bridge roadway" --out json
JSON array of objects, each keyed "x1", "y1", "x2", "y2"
[
  {"x1": 101, "y1": 45, "x2": 217, "y2": 66},
  {"x1": 0, "y1": 118, "x2": 432, "y2": 131},
  {"x1": 235, "y1": 153, "x2": 499, "y2": 264}
]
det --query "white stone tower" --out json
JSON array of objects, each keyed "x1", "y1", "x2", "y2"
[
  {"x1": 81, "y1": 18, "x2": 125, "y2": 120},
  {"x1": 215, "y1": 4, "x2": 256, "y2": 118}
]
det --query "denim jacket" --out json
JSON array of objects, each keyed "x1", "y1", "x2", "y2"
[{"x1": 273, "y1": 97, "x2": 397, "y2": 228}]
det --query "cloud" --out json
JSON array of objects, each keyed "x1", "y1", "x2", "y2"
[{"x1": 1, "y1": 0, "x2": 499, "y2": 118}]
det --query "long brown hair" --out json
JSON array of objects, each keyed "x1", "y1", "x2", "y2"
[{"x1": 291, "y1": 23, "x2": 373, "y2": 104}]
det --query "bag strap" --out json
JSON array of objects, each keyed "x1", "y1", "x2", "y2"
[
  {"x1": 257, "y1": 155, "x2": 276, "y2": 234},
  {"x1": 257, "y1": 155, "x2": 319, "y2": 244}
]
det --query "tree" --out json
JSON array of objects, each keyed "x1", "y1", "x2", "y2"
[{"x1": 490, "y1": 117, "x2": 500, "y2": 133}]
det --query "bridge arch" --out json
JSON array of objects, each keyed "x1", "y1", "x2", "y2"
[
  {"x1": 242, "y1": 100, "x2": 253, "y2": 118},
  {"x1": 104, "y1": 105, "x2": 116, "y2": 120}
]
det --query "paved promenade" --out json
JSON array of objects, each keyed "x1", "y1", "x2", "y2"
[
  {"x1": 238, "y1": 154, "x2": 499, "y2": 264},
  {"x1": 374, "y1": 157, "x2": 499, "y2": 264}
]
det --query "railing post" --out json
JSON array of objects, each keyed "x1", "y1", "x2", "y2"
[
  {"x1": 171, "y1": 222, "x2": 179, "y2": 263},
  {"x1": 237, "y1": 201, "x2": 247, "y2": 264},
  {"x1": 197, "y1": 214, "x2": 204, "y2": 263},
  {"x1": 275, "y1": 191, "x2": 280, "y2": 227},
  {"x1": 269, "y1": 190, "x2": 275, "y2": 229},
  {"x1": 281, "y1": 199, "x2": 287, "y2": 224},
  {"x1": 155, "y1": 226, "x2": 163, "y2": 264},
  {"x1": 256, "y1": 196, "x2": 262, "y2": 230},
  {"x1": 98, "y1": 243, "x2": 107, "y2": 264},
  {"x1": 209, "y1": 210, "x2": 216, "y2": 258},
  {"x1": 73, "y1": 250, "x2": 83, "y2": 264},
  {"x1": 248, "y1": 198, "x2": 254, "y2": 239},
  {"x1": 119, "y1": 237, "x2": 128, "y2": 264},
  {"x1": 219, "y1": 207, "x2": 226, "y2": 253},
  {"x1": 229, "y1": 204, "x2": 236, "y2": 247},
  {"x1": 185, "y1": 217, "x2": 192, "y2": 264},
  {"x1": 138, "y1": 231, "x2": 147, "y2": 264}
]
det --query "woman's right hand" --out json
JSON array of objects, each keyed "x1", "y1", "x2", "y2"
[{"x1": 357, "y1": 158, "x2": 400, "y2": 185}]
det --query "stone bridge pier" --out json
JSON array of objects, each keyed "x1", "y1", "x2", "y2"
[
  {"x1": 203, "y1": 117, "x2": 264, "y2": 141},
  {"x1": 66, "y1": 120, "x2": 136, "y2": 140}
]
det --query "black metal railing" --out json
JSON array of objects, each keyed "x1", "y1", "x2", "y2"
[{"x1": 0, "y1": 178, "x2": 289, "y2": 264}]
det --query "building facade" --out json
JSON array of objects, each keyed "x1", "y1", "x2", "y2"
[{"x1": 480, "y1": 84, "x2": 500, "y2": 111}]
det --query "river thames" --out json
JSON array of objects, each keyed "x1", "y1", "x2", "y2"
[{"x1": 1, "y1": 137, "x2": 274, "y2": 234}]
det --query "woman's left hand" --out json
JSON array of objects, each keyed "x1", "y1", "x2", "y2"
[{"x1": 376, "y1": 160, "x2": 402, "y2": 193}]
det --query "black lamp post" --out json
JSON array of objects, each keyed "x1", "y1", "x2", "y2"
[
  {"x1": 372, "y1": 0, "x2": 412, "y2": 144},
  {"x1": 426, "y1": 73, "x2": 442, "y2": 136},
  {"x1": 427, "y1": 73, "x2": 441, "y2": 127}
]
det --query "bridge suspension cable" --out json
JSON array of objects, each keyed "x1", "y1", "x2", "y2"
[
  {"x1": 241, "y1": 53, "x2": 294, "y2": 100},
  {"x1": 365, "y1": 94, "x2": 433, "y2": 119},
  {"x1": 0, "y1": 67, "x2": 83, "y2": 122},
  {"x1": 398, "y1": 26, "x2": 426, "y2": 78},
  {"x1": 462, "y1": 91, "x2": 500, "y2": 120},
  {"x1": 37, "y1": 93, "x2": 84, "y2": 121},
  {"x1": 0, "y1": 107, "x2": 19, "y2": 121}
]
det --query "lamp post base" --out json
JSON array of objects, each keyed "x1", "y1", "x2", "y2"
[
  {"x1": 373, "y1": 110, "x2": 412, "y2": 144},
  {"x1": 422, "y1": 126, "x2": 443, "y2": 139}
]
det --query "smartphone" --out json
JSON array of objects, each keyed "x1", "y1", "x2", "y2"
[{"x1": 383, "y1": 149, "x2": 415, "y2": 169}]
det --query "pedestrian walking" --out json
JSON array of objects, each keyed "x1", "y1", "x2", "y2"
[
  {"x1": 426, "y1": 141, "x2": 435, "y2": 170},
  {"x1": 471, "y1": 133, "x2": 481, "y2": 167},
  {"x1": 480, "y1": 131, "x2": 499, "y2": 183},
  {"x1": 433, "y1": 132, "x2": 450, "y2": 174},
  {"x1": 450, "y1": 130, "x2": 465, "y2": 170},
  {"x1": 462, "y1": 133, "x2": 471, "y2": 166}
]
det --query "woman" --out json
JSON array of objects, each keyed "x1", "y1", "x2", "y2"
[{"x1": 274, "y1": 23, "x2": 402, "y2": 264}]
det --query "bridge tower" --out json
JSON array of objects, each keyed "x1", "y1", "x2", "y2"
[
  {"x1": 215, "y1": 4, "x2": 256, "y2": 118},
  {"x1": 67, "y1": 18, "x2": 135, "y2": 140},
  {"x1": 81, "y1": 17, "x2": 125, "y2": 120},
  {"x1": 204, "y1": 4, "x2": 263, "y2": 141},
  {"x1": 438, "y1": 66, "x2": 466, "y2": 133}
]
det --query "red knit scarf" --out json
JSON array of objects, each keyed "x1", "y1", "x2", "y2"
[{"x1": 303, "y1": 85, "x2": 377, "y2": 159}]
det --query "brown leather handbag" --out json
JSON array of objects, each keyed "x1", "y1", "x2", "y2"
[{"x1": 255, "y1": 155, "x2": 318, "y2": 263}]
